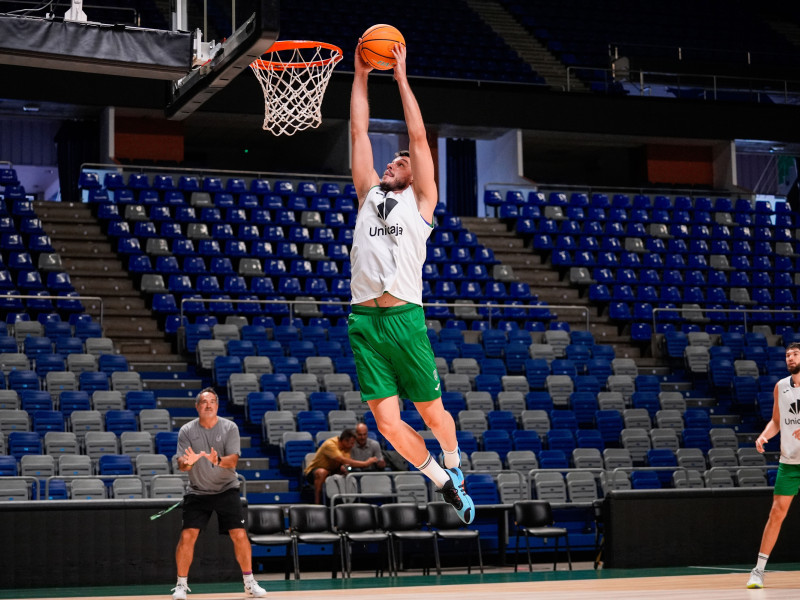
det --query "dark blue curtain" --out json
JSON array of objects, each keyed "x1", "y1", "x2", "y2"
[
  {"x1": 446, "y1": 138, "x2": 477, "y2": 217},
  {"x1": 55, "y1": 120, "x2": 99, "y2": 204}
]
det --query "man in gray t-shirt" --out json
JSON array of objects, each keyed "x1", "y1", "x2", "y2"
[
  {"x1": 350, "y1": 423, "x2": 386, "y2": 471},
  {"x1": 176, "y1": 415, "x2": 240, "y2": 495},
  {"x1": 170, "y1": 388, "x2": 266, "y2": 600}
]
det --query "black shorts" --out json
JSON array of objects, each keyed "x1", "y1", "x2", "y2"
[
  {"x1": 306, "y1": 467, "x2": 331, "y2": 484},
  {"x1": 181, "y1": 488, "x2": 245, "y2": 534}
]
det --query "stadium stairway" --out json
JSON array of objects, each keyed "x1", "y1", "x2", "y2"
[
  {"x1": 35, "y1": 201, "x2": 184, "y2": 366},
  {"x1": 140, "y1": 366, "x2": 290, "y2": 502},
  {"x1": 461, "y1": 216, "x2": 654, "y2": 362},
  {"x1": 465, "y1": 0, "x2": 588, "y2": 92}
]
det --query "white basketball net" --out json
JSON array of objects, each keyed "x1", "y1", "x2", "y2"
[{"x1": 250, "y1": 42, "x2": 342, "y2": 136}]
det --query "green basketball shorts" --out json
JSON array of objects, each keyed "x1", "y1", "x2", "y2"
[
  {"x1": 348, "y1": 304, "x2": 441, "y2": 403},
  {"x1": 773, "y1": 462, "x2": 800, "y2": 496}
]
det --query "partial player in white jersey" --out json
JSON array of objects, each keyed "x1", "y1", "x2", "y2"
[{"x1": 747, "y1": 342, "x2": 800, "y2": 589}]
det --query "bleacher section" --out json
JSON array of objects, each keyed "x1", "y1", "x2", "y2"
[
  {"x1": 500, "y1": 0, "x2": 800, "y2": 95},
  {"x1": 0, "y1": 165, "x2": 788, "y2": 562}
]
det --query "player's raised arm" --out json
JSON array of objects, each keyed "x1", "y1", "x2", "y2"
[
  {"x1": 350, "y1": 42, "x2": 380, "y2": 207},
  {"x1": 392, "y1": 43, "x2": 437, "y2": 223}
]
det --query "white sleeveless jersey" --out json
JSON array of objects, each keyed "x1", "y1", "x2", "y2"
[
  {"x1": 776, "y1": 375, "x2": 800, "y2": 464},
  {"x1": 350, "y1": 185, "x2": 433, "y2": 305}
]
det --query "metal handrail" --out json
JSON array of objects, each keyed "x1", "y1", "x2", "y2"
[
  {"x1": 0, "y1": 0, "x2": 139, "y2": 25},
  {"x1": 0, "y1": 293, "x2": 104, "y2": 325},
  {"x1": 44, "y1": 473, "x2": 145, "y2": 499},
  {"x1": 79, "y1": 162, "x2": 352, "y2": 188},
  {"x1": 566, "y1": 64, "x2": 800, "y2": 103},
  {"x1": 178, "y1": 296, "x2": 591, "y2": 331},
  {"x1": 652, "y1": 306, "x2": 800, "y2": 337},
  {"x1": 607, "y1": 40, "x2": 795, "y2": 69}
]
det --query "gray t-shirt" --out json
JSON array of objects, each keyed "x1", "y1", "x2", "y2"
[
  {"x1": 176, "y1": 417, "x2": 241, "y2": 495},
  {"x1": 350, "y1": 437, "x2": 384, "y2": 470}
]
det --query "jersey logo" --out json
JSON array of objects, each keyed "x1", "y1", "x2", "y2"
[
  {"x1": 790, "y1": 400, "x2": 800, "y2": 415},
  {"x1": 376, "y1": 197, "x2": 398, "y2": 221}
]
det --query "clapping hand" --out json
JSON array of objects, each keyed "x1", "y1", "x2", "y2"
[{"x1": 183, "y1": 446, "x2": 217, "y2": 465}]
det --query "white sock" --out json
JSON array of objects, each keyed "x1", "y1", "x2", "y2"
[
  {"x1": 243, "y1": 572, "x2": 255, "y2": 583},
  {"x1": 442, "y1": 446, "x2": 461, "y2": 469},
  {"x1": 415, "y1": 452, "x2": 450, "y2": 488},
  {"x1": 756, "y1": 553, "x2": 768, "y2": 571},
  {"x1": 177, "y1": 576, "x2": 188, "y2": 586}
]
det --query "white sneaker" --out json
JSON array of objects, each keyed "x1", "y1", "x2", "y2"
[
  {"x1": 747, "y1": 568, "x2": 764, "y2": 589},
  {"x1": 245, "y1": 579, "x2": 267, "y2": 597},
  {"x1": 171, "y1": 581, "x2": 191, "y2": 600}
]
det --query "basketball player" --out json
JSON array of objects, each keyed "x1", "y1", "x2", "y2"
[
  {"x1": 348, "y1": 40, "x2": 474, "y2": 524},
  {"x1": 171, "y1": 388, "x2": 267, "y2": 599},
  {"x1": 747, "y1": 342, "x2": 800, "y2": 588}
]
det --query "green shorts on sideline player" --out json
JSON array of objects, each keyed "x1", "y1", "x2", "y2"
[{"x1": 774, "y1": 463, "x2": 800, "y2": 496}]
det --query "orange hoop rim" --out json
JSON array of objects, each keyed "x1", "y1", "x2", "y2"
[{"x1": 252, "y1": 40, "x2": 343, "y2": 71}]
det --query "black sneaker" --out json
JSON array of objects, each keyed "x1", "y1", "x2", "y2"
[{"x1": 435, "y1": 467, "x2": 475, "y2": 524}]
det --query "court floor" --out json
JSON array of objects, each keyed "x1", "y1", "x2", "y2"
[{"x1": 1, "y1": 564, "x2": 797, "y2": 600}]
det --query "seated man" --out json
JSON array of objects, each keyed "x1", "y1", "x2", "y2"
[
  {"x1": 304, "y1": 428, "x2": 378, "y2": 504},
  {"x1": 350, "y1": 423, "x2": 386, "y2": 471}
]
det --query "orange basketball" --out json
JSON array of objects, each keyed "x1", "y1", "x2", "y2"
[{"x1": 358, "y1": 24, "x2": 406, "y2": 70}]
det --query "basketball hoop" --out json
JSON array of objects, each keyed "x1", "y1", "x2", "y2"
[{"x1": 250, "y1": 40, "x2": 343, "y2": 136}]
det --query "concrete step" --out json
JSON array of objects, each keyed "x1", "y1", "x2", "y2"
[
  {"x1": 44, "y1": 224, "x2": 105, "y2": 239},
  {"x1": 495, "y1": 253, "x2": 543, "y2": 268},
  {"x1": 33, "y1": 201, "x2": 93, "y2": 221},
  {"x1": 174, "y1": 416, "x2": 194, "y2": 429},
  {"x1": 70, "y1": 276, "x2": 138, "y2": 294},
  {"x1": 513, "y1": 268, "x2": 566, "y2": 286},
  {"x1": 69, "y1": 276, "x2": 138, "y2": 295},
  {"x1": 460, "y1": 216, "x2": 511, "y2": 235},
  {"x1": 711, "y1": 414, "x2": 741, "y2": 426},
  {"x1": 62, "y1": 258, "x2": 125, "y2": 275},
  {"x1": 239, "y1": 457, "x2": 270, "y2": 471},
  {"x1": 531, "y1": 286, "x2": 583, "y2": 303},
  {"x1": 51, "y1": 239, "x2": 116, "y2": 257},
  {"x1": 144, "y1": 378, "x2": 204, "y2": 391},
  {"x1": 686, "y1": 398, "x2": 717, "y2": 409},
  {"x1": 118, "y1": 341, "x2": 177, "y2": 357},
  {"x1": 475, "y1": 235, "x2": 525, "y2": 250},
  {"x1": 104, "y1": 315, "x2": 163, "y2": 334},
  {"x1": 130, "y1": 362, "x2": 190, "y2": 374}
]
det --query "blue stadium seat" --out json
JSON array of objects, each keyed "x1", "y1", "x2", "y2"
[
  {"x1": 595, "y1": 410, "x2": 623, "y2": 444},
  {"x1": 483, "y1": 429, "x2": 513, "y2": 461},
  {"x1": 59, "y1": 391, "x2": 91, "y2": 417},
  {"x1": 105, "y1": 410, "x2": 138, "y2": 436},
  {"x1": 296, "y1": 410, "x2": 327, "y2": 438},
  {"x1": 538, "y1": 449, "x2": 568, "y2": 469},
  {"x1": 512, "y1": 429, "x2": 542, "y2": 453},
  {"x1": 464, "y1": 473, "x2": 500, "y2": 504},
  {"x1": 630, "y1": 471, "x2": 661, "y2": 490},
  {"x1": 99, "y1": 454, "x2": 134, "y2": 475},
  {"x1": 487, "y1": 410, "x2": 517, "y2": 434},
  {"x1": 33, "y1": 409, "x2": 64, "y2": 435},
  {"x1": 8, "y1": 431, "x2": 42, "y2": 460},
  {"x1": 126, "y1": 390, "x2": 157, "y2": 413}
]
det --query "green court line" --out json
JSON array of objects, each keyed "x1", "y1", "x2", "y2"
[{"x1": 3, "y1": 565, "x2": 797, "y2": 599}]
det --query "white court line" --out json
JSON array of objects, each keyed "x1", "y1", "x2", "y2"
[{"x1": 688, "y1": 566, "x2": 773, "y2": 573}]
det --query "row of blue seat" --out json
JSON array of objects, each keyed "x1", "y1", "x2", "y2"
[
  {"x1": 0, "y1": 390, "x2": 156, "y2": 414},
  {"x1": 2, "y1": 430, "x2": 178, "y2": 461},
  {"x1": 80, "y1": 172, "x2": 349, "y2": 197},
  {"x1": 88, "y1": 187, "x2": 357, "y2": 211},
  {"x1": 487, "y1": 189, "x2": 782, "y2": 213}
]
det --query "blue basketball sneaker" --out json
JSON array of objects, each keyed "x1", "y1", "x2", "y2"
[{"x1": 437, "y1": 467, "x2": 475, "y2": 524}]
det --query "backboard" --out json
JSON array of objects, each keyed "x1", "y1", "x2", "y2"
[{"x1": 0, "y1": 0, "x2": 279, "y2": 120}]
